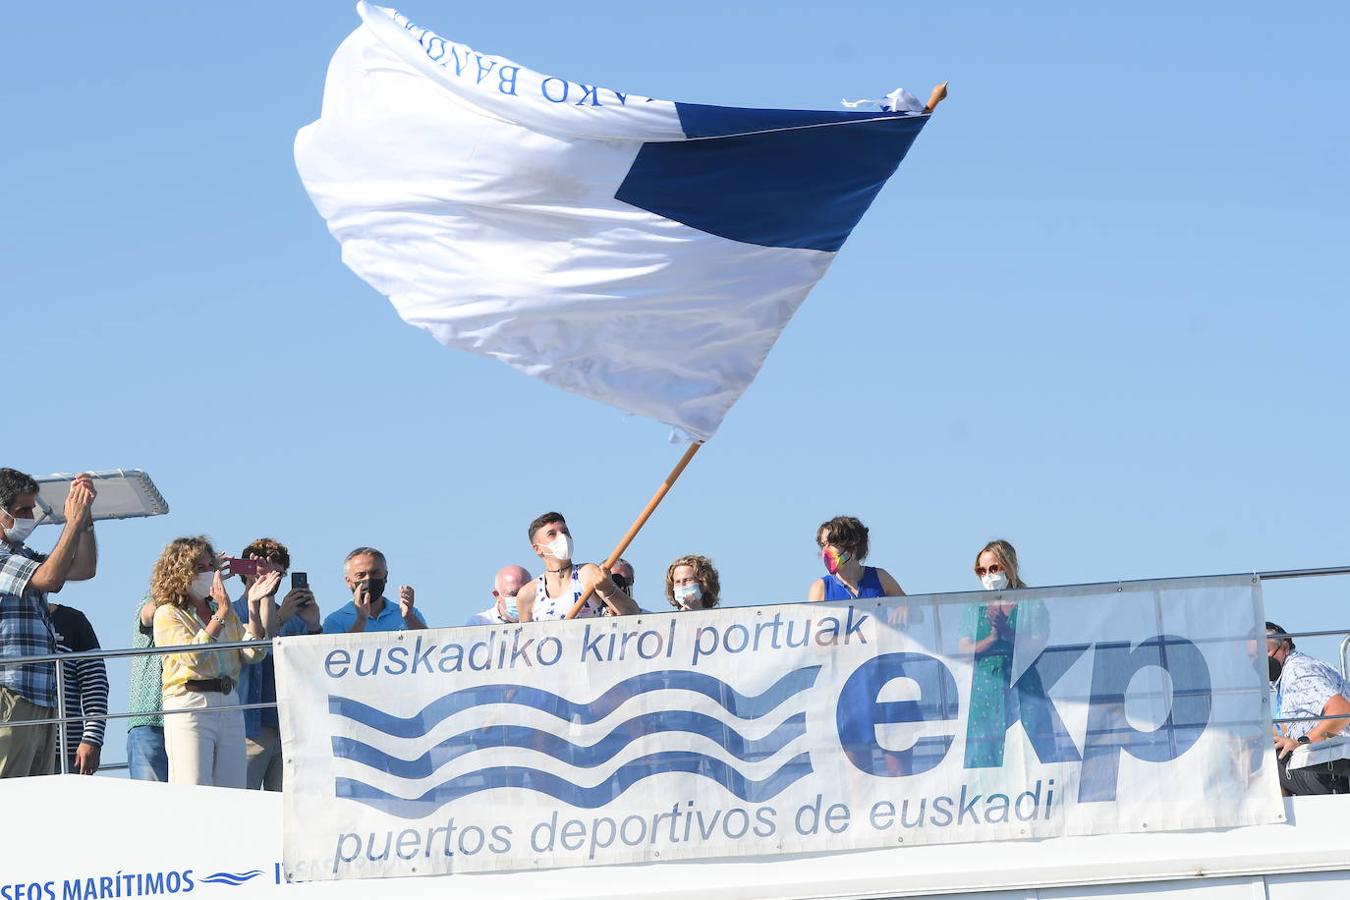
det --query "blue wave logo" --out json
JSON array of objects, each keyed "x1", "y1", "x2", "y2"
[
  {"x1": 330, "y1": 666, "x2": 820, "y2": 818},
  {"x1": 200, "y1": 870, "x2": 263, "y2": 886}
]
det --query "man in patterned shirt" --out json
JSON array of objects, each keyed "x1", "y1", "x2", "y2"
[
  {"x1": 1268, "y1": 621, "x2": 1350, "y2": 795},
  {"x1": 0, "y1": 468, "x2": 98, "y2": 778}
]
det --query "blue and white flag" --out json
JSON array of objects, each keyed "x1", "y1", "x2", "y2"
[{"x1": 296, "y1": 3, "x2": 931, "y2": 440}]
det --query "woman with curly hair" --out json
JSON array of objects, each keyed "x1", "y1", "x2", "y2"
[
  {"x1": 808, "y1": 515, "x2": 905, "y2": 601},
  {"x1": 665, "y1": 555, "x2": 721, "y2": 611},
  {"x1": 151, "y1": 536, "x2": 273, "y2": 787}
]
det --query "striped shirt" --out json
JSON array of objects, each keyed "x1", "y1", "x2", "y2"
[
  {"x1": 0, "y1": 541, "x2": 56, "y2": 708},
  {"x1": 50, "y1": 604, "x2": 108, "y2": 756}
]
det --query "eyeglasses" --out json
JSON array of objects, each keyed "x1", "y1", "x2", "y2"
[{"x1": 974, "y1": 563, "x2": 1003, "y2": 576}]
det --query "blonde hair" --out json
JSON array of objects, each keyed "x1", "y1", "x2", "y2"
[
  {"x1": 665, "y1": 555, "x2": 722, "y2": 609},
  {"x1": 974, "y1": 539, "x2": 1027, "y2": 589},
  {"x1": 151, "y1": 536, "x2": 215, "y2": 608}
]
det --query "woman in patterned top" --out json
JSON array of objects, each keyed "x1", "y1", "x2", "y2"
[{"x1": 150, "y1": 536, "x2": 271, "y2": 787}]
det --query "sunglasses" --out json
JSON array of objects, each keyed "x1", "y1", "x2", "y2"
[{"x1": 974, "y1": 563, "x2": 1004, "y2": 576}]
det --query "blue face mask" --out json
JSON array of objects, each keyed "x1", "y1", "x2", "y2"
[
  {"x1": 673, "y1": 582, "x2": 703, "y2": 610},
  {"x1": 501, "y1": 594, "x2": 519, "y2": 622}
]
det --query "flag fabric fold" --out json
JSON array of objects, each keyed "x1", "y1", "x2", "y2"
[{"x1": 296, "y1": 2, "x2": 930, "y2": 440}]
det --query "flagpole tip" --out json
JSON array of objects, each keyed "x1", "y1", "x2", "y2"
[{"x1": 924, "y1": 81, "x2": 950, "y2": 114}]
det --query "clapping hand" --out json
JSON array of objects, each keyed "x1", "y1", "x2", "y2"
[
  {"x1": 353, "y1": 581, "x2": 374, "y2": 623},
  {"x1": 399, "y1": 585, "x2": 416, "y2": 622},
  {"x1": 63, "y1": 474, "x2": 97, "y2": 527},
  {"x1": 247, "y1": 570, "x2": 284, "y2": 606}
]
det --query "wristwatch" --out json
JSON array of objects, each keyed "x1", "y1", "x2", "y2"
[{"x1": 1297, "y1": 735, "x2": 1311, "y2": 744}]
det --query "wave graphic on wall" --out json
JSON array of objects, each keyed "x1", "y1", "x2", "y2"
[
  {"x1": 337, "y1": 750, "x2": 813, "y2": 816},
  {"x1": 328, "y1": 666, "x2": 822, "y2": 736},
  {"x1": 329, "y1": 667, "x2": 820, "y2": 817}
]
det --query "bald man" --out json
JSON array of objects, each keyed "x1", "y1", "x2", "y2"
[{"x1": 466, "y1": 565, "x2": 532, "y2": 626}]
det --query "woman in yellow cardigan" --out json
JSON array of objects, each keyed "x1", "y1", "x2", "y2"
[{"x1": 151, "y1": 536, "x2": 272, "y2": 787}]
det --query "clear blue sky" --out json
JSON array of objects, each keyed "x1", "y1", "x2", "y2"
[{"x1": 5, "y1": 2, "x2": 1348, "y2": 765}]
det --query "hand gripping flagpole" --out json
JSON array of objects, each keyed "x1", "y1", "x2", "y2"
[{"x1": 566, "y1": 440, "x2": 704, "y2": 619}]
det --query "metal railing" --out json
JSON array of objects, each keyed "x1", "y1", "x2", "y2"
[
  {"x1": 0, "y1": 564, "x2": 1346, "y2": 777},
  {"x1": 4, "y1": 637, "x2": 275, "y2": 775}
]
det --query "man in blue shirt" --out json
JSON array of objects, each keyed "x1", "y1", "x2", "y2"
[
  {"x1": 323, "y1": 546, "x2": 427, "y2": 634},
  {"x1": 0, "y1": 468, "x2": 98, "y2": 778},
  {"x1": 231, "y1": 537, "x2": 322, "y2": 790}
]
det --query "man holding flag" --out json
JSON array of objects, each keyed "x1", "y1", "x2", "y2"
[{"x1": 518, "y1": 512, "x2": 636, "y2": 621}]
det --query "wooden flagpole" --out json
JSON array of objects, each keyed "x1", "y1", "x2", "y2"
[{"x1": 565, "y1": 440, "x2": 704, "y2": 619}]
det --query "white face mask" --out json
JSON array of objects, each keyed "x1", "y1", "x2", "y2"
[
  {"x1": 673, "y1": 582, "x2": 703, "y2": 610},
  {"x1": 981, "y1": 571, "x2": 1010, "y2": 591},
  {"x1": 189, "y1": 572, "x2": 215, "y2": 601},
  {"x1": 1, "y1": 511, "x2": 37, "y2": 544},
  {"x1": 542, "y1": 533, "x2": 573, "y2": 562}
]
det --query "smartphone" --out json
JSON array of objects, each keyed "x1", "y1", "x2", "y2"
[
  {"x1": 291, "y1": 572, "x2": 308, "y2": 590},
  {"x1": 228, "y1": 558, "x2": 261, "y2": 577}
]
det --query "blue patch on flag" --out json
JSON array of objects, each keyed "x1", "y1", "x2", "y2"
[{"x1": 615, "y1": 104, "x2": 927, "y2": 253}]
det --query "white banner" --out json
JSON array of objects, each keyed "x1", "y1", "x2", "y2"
[{"x1": 275, "y1": 575, "x2": 1282, "y2": 882}]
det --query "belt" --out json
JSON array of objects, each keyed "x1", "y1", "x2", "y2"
[{"x1": 183, "y1": 676, "x2": 234, "y2": 695}]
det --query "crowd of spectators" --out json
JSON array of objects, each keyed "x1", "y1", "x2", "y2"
[{"x1": 1, "y1": 469, "x2": 1348, "y2": 799}]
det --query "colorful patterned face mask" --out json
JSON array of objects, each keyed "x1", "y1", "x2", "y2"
[{"x1": 822, "y1": 546, "x2": 850, "y2": 576}]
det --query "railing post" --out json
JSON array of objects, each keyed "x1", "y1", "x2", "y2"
[{"x1": 54, "y1": 658, "x2": 68, "y2": 775}]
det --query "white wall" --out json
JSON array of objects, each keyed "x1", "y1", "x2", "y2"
[{"x1": 1, "y1": 776, "x2": 1347, "y2": 899}]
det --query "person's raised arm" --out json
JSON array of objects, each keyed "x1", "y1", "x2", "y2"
[
  {"x1": 398, "y1": 585, "x2": 428, "y2": 630},
  {"x1": 246, "y1": 570, "x2": 280, "y2": 640},
  {"x1": 30, "y1": 482, "x2": 95, "y2": 594},
  {"x1": 68, "y1": 523, "x2": 97, "y2": 582},
  {"x1": 347, "y1": 582, "x2": 372, "y2": 633}
]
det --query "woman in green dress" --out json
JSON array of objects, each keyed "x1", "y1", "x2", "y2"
[{"x1": 959, "y1": 540, "x2": 1049, "y2": 768}]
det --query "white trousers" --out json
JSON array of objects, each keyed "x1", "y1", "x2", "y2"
[{"x1": 163, "y1": 689, "x2": 246, "y2": 788}]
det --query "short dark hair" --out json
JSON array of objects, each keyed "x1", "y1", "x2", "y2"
[
  {"x1": 1266, "y1": 621, "x2": 1295, "y2": 650},
  {"x1": 242, "y1": 537, "x2": 291, "y2": 570},
  {"x1": 0, "y1": 468, "x2": 39, "y2": 513},
  {"x1": 345, "y1": 546, "x2": 387, "y2": 566},
  {"x1": 527, "y1": 511, "x2": 565, "y2": 543},
  {"x1": 817, "y1": 515, "x2": 869, "y2": 562}
]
